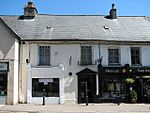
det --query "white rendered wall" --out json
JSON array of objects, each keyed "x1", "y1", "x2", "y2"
[
  {"x1": 21, "y1": 42, "x2": 150, "y2": 104},
  {"x1": 141, "y1": 46, "x2": 150, "y2": 66}
]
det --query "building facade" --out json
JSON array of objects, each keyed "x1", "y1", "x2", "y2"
[
  {"x1": 0, "y1": 18, "x2": 19, "y2": 104},
  {"x1": 0, "y1": 1, "x2": 150, "y2": 104}
]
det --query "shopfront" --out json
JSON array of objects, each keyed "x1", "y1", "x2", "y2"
[
  {"x1": 98, "y1": 66, "x2": 127, "y2": 102},
  {"x1": 0, "y1": 62, "x2": 8, "y2": 104},
  {"x1": 27, "y1": 66, "x2": 65, "y2": 104},
  {"x1": 129, "y1": 67, "x2": 150, "y2": 103},
  {"x1": 98, "y1": 65, "x2": 150, "y2": 103}
]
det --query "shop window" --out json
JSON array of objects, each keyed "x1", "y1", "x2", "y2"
[
  {"x1": 81, "y1": 46, "x2": 92, "y2": 65},
  {"x1": 32, "y1": 78, "x2": 59, "y2": 97},
  {"x1": 131, "y1": 47, "x2": 141, "y2": 65},
  {"x1": 0, "y1": 74, "x2": 7, "y2": 96},
  {"x1": 108, "y1": 48, "x2": 120, "y2": 65},
  {"x1": 102, "y1": 77, "x2": 126, "y2": 99},
  {"x1": 39, "y1": 46, "x2": 50, "y2": 65}
]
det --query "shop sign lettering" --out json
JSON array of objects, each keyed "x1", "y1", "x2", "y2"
[
  {"x1": 105, "y1": 69, "x2": 119, "y2": 73},
  {"x1": 0, "y1": 63, "x2": 8, "y2": 71},
  {"x1": 137, "y1": 69, "x2": 150, "y2": 73},
  {"x1": 39, "y1": 78, "x2": 53, "y2": 85}
]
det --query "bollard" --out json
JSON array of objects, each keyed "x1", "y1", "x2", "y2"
[
  {"x1": 86, "y1": 94, "x2": 88, "y2": 106},
  {"x1": 116, "y1": 92, "x2": 120, "y2": 105},
  {"x1": 42, "y1": 96, "x2": 45, "y2": 105},
  {"x1": 42, "y1": 89, "x2": 45, "y2": 105}
]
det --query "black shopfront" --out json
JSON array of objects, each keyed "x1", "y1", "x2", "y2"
[
  {"x1": 130, "y1": 67, "x2": 150, "y2": 103},
  {"x1": 98, "y1": 65, "x2": 150, "y2": 103}
]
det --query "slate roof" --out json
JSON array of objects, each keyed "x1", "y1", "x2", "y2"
[{"x1": 1, "y1": 15, "x2": 150, "y2": 42}]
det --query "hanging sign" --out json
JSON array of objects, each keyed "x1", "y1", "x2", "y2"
[{"x1": 0, "y1": 62, "x2": 8, "y2": 71}]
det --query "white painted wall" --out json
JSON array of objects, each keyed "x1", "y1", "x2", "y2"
[
  {"x1": 13, "y1": 39, "x2": 19, "y2": 104},
  {"x1": 21, "y1": 42, "x2": 150, "y2": 104},
  {"x1": 120, "y1": 46, "x2": 131, "y2": 65},
  {"x1": 101, "y1": 45, "x2": 108, "y2": 66},
  {"x1": 141, "y1": 46, "x2": 150, "y2": 66}
]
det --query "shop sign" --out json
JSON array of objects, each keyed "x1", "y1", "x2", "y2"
[
  {"x1": 39, "y1": 78, "x2": 53, "y2": 85},
  {"x1": 101, "y1": 67, "x2": 124, "y2": 74},
  {"x1": 131, "y1": 67, "x2": 150, "y2": 74},
  {"x1": 0, "y1": 63, "x2": 8, "y2": 71},
  {"x1": 105, "y1": 69, "x2": 120, "y2": 73},
  {"x1": 137, "y1": 69, "x2": 150, "y2": 73}
]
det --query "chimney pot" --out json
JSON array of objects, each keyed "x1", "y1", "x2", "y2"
[
  {"x1": 109, "y1": 3, "x2": 117, "y2": 19},
  {"x1": 24, "y1": 0, "x2": 38, "y2": 17},
  {"x1": 112, "y1": 4, "x2": 115, "y2": 9}
]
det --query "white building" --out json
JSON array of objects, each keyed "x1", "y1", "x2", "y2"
[
  {"x1": 0, "y1": 18, "x2": 19, "y2": 104},
  {"x1": 0, "y1": 1, "x2": 150, "y2": 104}
]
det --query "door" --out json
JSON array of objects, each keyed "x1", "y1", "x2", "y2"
[
  {"x1": 78, "y1": 76, "x2": 96, "y2": 103},
  {"x1": 143, "y1": 78, "x2": 150, "y2": 103}
]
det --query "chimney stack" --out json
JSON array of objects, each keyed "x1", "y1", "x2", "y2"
[
  {"x1": 109, "y1": 4, "x2": 117, "y2": 19},
  {"x1": 24, "y1": 0, "x2": 38, "y2": 17}
]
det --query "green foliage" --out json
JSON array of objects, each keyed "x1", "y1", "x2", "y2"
[
  {"x1": 125, "y1": 78, "x2": 135, "y2": 84},
  {"x1": 130, "y1": 90, "x2": 137, "y2": 101}
]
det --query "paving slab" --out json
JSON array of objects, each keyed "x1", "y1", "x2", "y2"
[{"x1": 0, "y1": 103, "x2": 149, "y2": 113}]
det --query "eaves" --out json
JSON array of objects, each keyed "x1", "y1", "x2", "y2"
[{"x1": 22, "y1": 39, "x2": 150, "y2": 45}]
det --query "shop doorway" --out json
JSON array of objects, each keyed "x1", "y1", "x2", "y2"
[
  {"x1": 136, "y1": 77, "x2": 150, "y2": 103},
  {"x1": 78, "y1": 77, "x2": 96, "y2": 103},
  {"x1": 77, "y1": 68, "x2": 97, "y2": 103}
]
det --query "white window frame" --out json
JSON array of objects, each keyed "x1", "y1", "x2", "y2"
[
  {"x1": 80, "y1": 45, "x2": 93, "y2": 65},
  {"x1": 38, "y1": 45, "x2": 51, "y2": 66},
  {"x1": 130, "y1": 47, "x2": 141, "y2": 66}
]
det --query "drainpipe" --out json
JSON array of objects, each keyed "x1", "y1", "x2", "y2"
[
  {"x1": 19, "y1": 41, "x2": 24, "y2": 103},
  {"x1": 98, "y1": 44, "x2": 102, "y2": 98}
]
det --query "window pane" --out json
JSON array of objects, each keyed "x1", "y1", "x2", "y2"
[
  {"x1": 81, "y1": 46, "x2": 92, "y2": 65},
  {"x1": 32, "y1": 78, "x2": 59, "y2": 97},
  {"x1": 108, "y1": 49, "x2": 119, "y2": 64},
  {"x1": 131, "y1": 47, "x2": 140, "y2": 65},
  {"x1": 39, "y1": 46, "x2": 50, "y2": 65}
]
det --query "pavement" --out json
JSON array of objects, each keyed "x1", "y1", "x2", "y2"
[{"x1": 0, "y1": 103, "x2": 149, "y2": 113}]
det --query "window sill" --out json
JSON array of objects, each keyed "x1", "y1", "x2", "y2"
[
  {"x1": 79, "y1": 64, "x2": 96, "y2": 66},
  {"x1": 34, "y1": 65, "x2": 51, "y2": 68},
  {"x1": 108, "y1": 63, "x2": 121, "y2": 66},
  {"x1": 131, "y1": 64, "x2": 142, "y2": 67}
]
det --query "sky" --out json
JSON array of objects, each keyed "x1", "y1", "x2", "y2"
[{"x1": 0, "y1": 0, "x2": 150, "y2": 16}]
